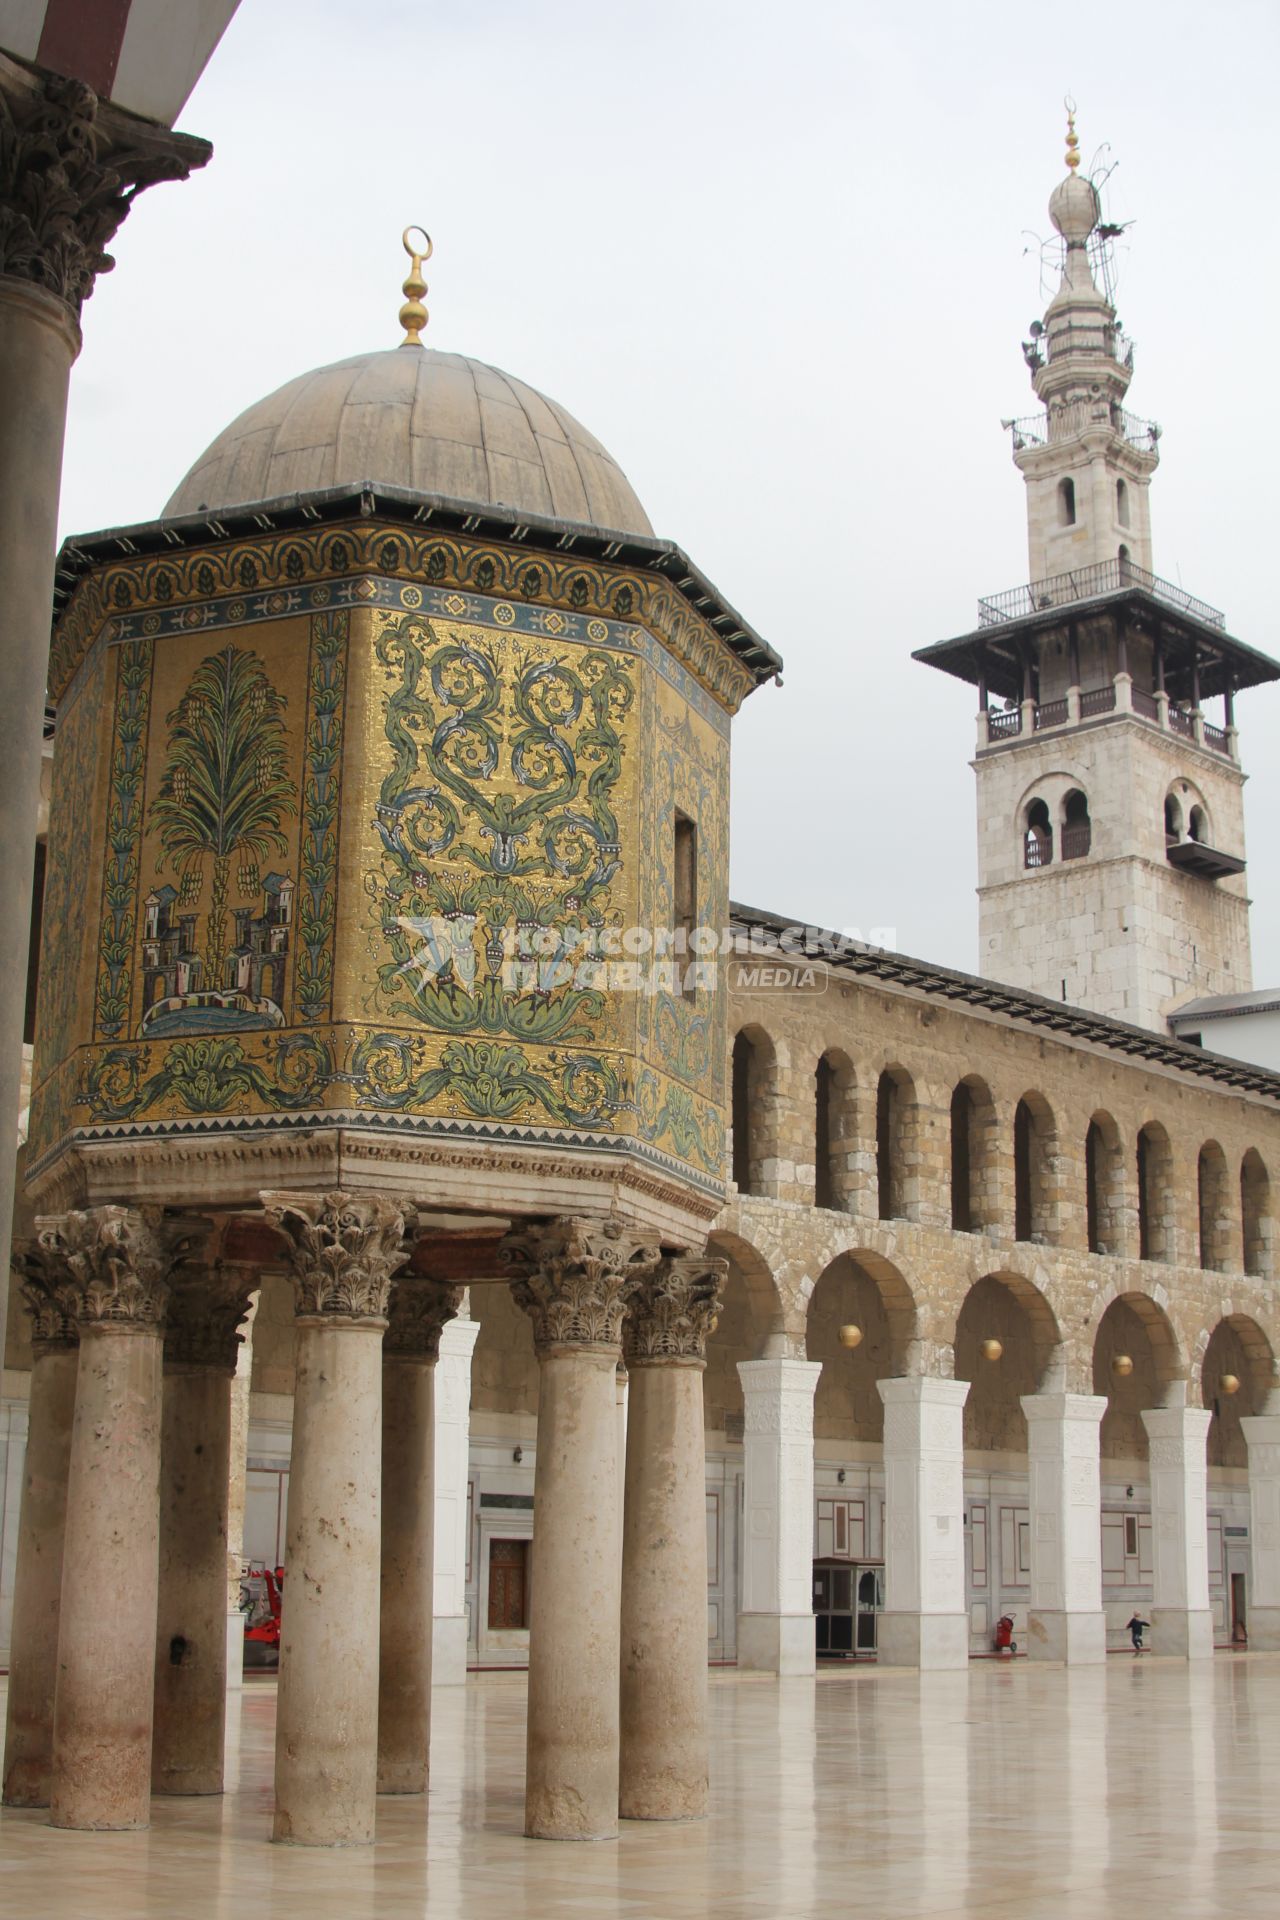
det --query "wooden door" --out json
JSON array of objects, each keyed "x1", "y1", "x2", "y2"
[{"x1": 488, "y1": 1539, "x2": 528, "y2": 1629}]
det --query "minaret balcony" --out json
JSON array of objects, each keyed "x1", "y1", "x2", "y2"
[
  {"x1": 977, "y1": 556, "x2": 1222, "y2": 630},
  {"x1": 915, "y1": 563, "x2": 1280, "y2": 769},
  {"x1": 1006, "y1": 406, "x2": 1160, "y2": 457}
]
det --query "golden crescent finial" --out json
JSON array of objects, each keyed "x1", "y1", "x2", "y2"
[
  {"x1": 1064, "y1": 95, "x2": 1080, "y2": 172},
  {"x1": 399, "y1": 225, "x2": 433, "y2": 347}
]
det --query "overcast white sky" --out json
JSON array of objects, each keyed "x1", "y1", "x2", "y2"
[{"x1": 56, "y1": 0, "x2": 1280, "y2": 983}]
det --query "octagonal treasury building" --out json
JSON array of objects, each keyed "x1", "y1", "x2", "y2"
[{"x1": 9, "y1": 264, "x2": 781, "y2": 1845}]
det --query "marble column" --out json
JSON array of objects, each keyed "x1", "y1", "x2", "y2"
[
  {"x1": 1241, "y1": 1414, "x2": 1280, "y2": 1650},
  {"x1": 48, "y1": 1206, "x2": 204, "y2": 1830},
  {"x1": 262, "y1": 1189, "x2": 414, "y2": 1846},
  {"x1": 503, "y1": 1216, "x2": 659, "y2": 1841},
  {"x1": 620, "y1": 1255, "x2": 724, "y2": 1821},
  {"x1": 1, "y1": 1250, "x2": 78, "y2": 1807},
  {"x1": 1141, "y1": 1405, "x2": 1214, "y2": 1658},
  {"x1": 877, "y1": 1376, "x2": 970, "y2": 1670},
  {"x1": 1020, "y1": 1393, "x2": 1107, "y2": 1663},
  {"x1": 433, "y1": 1310, "x2": 480, "y2": 1684},
  {"x1": 152, "y1": 1268, "x2": 254, "y2": 1795},
  {"x1": 736, "y1": 1356, "x2": 821, "y2": 1675},
  {"x1": 378, "y1": 1278, "x2": 462, "y2": 1794},
  {"x1": 0, "y1": 64, "x2": 208, "y2": 1342}
]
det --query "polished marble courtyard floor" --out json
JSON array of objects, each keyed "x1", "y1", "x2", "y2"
[{"x1": 1, "y1": 1654, "x2": 1277, "y2": 1918}]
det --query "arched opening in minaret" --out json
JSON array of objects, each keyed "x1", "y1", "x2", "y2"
[
  {"x1": 1061, "y1": 788, "x2": 1091, "y2": 860},
  {"x1": 1057, "y1": 476, "x2": 1076, "y2": 527},
  {"x1": 1164, "y1": 793, "x2": 1183, "y2": 844},
  {"x1": 1116, "y1": 477, "x2": 1130, "y2": 527},
  {"x1": 1188, "y1": 804, "x2": 1208, "y2": 843},
  {"x1": 1023, "y1": 797, "x2": 1053, "y2": 868},
  {"x1": 1118, "y1": 542, "x2": 1131, "y2": 573}
]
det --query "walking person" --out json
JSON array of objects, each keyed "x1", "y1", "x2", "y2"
[{"x1": 1127, "y1": 1613, "x2": 1150, "y2": 1655}]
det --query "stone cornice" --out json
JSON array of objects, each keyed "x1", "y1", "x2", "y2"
[
  {"x1": 0, "y1": 54, "x2": 210, "y2": 318},
  {"x1": 261, "y1": 1189, "x2": 415, "y2": 1323},
  {"x1": 624, "y1": 1254, "x2": 726, "y2": 1365},
  {"x1": 501, "y1": 1216, "x2": 661, "y2": 1355}
]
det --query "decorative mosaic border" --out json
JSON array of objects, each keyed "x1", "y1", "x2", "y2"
[
  {"x1": 51, "y1": 524, "x2": 757, "y2": 717},
  {"x1": 94, "y1": 639, "x2": 152, "y2": 1040},
  {"x1": 296, "y1": 610, "x2": 348, "y2": 1023}
]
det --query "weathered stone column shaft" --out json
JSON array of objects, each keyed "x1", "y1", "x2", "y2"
[
  {"x1": 877, "y1": 1375, "x2": 970, "y2": 1671},
  {"x1": 263, "y1": 1189, "x2": 414, "y2": 1847},
  {"x1": 45, "y1": 1204, "x2": 200, "y2": 1831},
  {"x1": 503, "y1": 1215, "x2": 659, "y2": 1842},
  {"x1": 1020, "y1": 1392, "x2": 1107, "y2": 1665},
  {"x1": 619, "y1": 1255, "x2": 723, "y2": 1823},
  {"x1": 2, "y1": 1272, "x2": 78, "y2": 1808},
  {"x1": 433, "y1": 1312, "x2": 479, "y2": 1685},
  {"x1": 378, "y1": 1279, "x2": 461, "y2": 1795}
]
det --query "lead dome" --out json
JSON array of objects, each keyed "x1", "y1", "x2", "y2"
[{"x1": 163, "y1": 345, "x2": 654, "y2": 535}]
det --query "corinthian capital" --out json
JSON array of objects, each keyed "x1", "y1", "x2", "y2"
[
  {"x1": 501, "y1": 1216, "x2": 661, "y2": 1355},
  {"x1": 0, "y1": 54, "x2": 211, "y2": 316},
  {"x1": 624, "y1": 1254, "x2": 727, "y2": 1366},
  {"x1": 37, "y1": 1206, "x2": 209, "y2": 1330},
  {"x1": 164, "y1": 1264, "x2": 256, "y2": 1373},
  {"x1": 12, "y1": 1240, "x2": 78, "y2": 1354},
  {"x1": 384, "y1": 1279, "x2": 465, "y2": 1360},
  {"x1": 261, "y1": 1190, "x2": 416, "y2": 1322}
]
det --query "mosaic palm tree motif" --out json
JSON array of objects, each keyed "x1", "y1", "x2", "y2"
[{"x1": 149, "y1": 645, "x2": 296, "y2": 988}]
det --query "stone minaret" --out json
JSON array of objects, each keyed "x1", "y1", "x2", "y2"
[{"x1": 915, "y1": 114, "x2": 1279, "y2": 1033}]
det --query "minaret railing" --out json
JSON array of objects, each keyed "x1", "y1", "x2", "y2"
[{"x1": 978, "y1": 558, "x2": 1224, "y2": 630}]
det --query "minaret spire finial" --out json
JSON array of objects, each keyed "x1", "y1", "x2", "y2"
[
  {"x1": 1064, "y1": 96, "x2": 1080, "y2": 172},
  {"x1": 399, "y1": 225, "x2": 432, "y2": 347}
]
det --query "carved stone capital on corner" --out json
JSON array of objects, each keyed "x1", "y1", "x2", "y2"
[
  {"x1": 11, "y1": 1240, "x2": 78, "y2": 1355},
  {"x1": 261, "y1": 1190, "x2": 416, "y2": 1323},
  {"x1": 624, "y1": 1254, "x2": 727, "y2": 1366},
  {"x1": 0, "y1": 54, "x2": 211, "y2": 318},
  {"x1": 164, "y1": 1264, "x2": 257, "y2": 1374},
  {"x1": 384, "y1": 1278, "x2": 465, "y2": 1361},
  {"x1": 500, "y1": 1216, "x2": 662, "y2": 1356},
  {"x1": 35, "y1": 1205, "x2": 209, "y2": 1331}
]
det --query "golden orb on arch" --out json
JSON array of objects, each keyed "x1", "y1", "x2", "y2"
[
  {"x1": 981, "y1": 1338, "x2": 1003, "y2": 1362},
  {"x1": 839, "y1": 1324, "x2": 863, "y2": 1350},
  {"x1": 1111, "y1": 1354, "x2": 1134, "y2": 1378},
  {"x1": 1220, "y1": 1373, "x2": 1241, "y2": 1396}
]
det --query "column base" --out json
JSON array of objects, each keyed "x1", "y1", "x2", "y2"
[
  {"x1": 877, "y1": 1612, "x2": 969, "y2": 1670},
  {"x1": 1244, "y1": 1606, "x2": 1280, "y2": 1651},
  {"x1": 735, "y1": 1612, "x2": 815, "y2": 1676},
  {"x1": 432, "y1": 1612, "x2": 470, "y2": 1685},
  {"x1": 226, "y1": 1611, "x2": 245, "y2": 1692},
  {"x1": 1026, "y1": 1609, "x2": 1106, "y2": 1664},
  {"x1": 1152, "y1": 1608, "x2": 1214, "y2": 1659}
]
